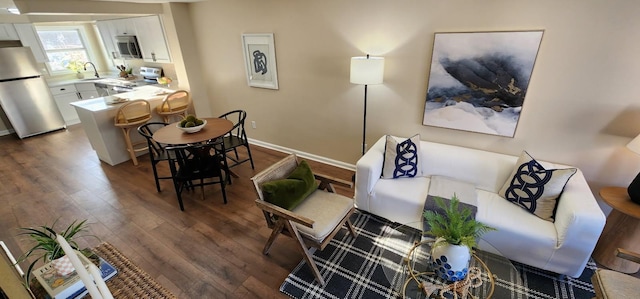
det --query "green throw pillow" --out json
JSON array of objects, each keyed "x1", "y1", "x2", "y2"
[{"x1": 262, "y1": 160, "x2": 318, "y2": 210}]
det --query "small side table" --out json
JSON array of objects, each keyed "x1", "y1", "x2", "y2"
[{"x1": 592, "y1": 186, "x2": 640, "y2": 273}]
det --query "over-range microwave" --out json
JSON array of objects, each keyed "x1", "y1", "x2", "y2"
[{"x1": 115, "y1": 35, "x2": 142, "y2": 59}]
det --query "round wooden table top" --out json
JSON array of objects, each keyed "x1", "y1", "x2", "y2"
[
  {"x1": 152, "y1": 117, "x2": 233, "y2": 145},
  {"x1": 600, "y1": 186, "x2": 640, "y2": 219}
]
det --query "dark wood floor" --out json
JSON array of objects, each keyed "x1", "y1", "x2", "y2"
[{"x1": 0, "y1": 125, "x2": 355, "y2": 298}]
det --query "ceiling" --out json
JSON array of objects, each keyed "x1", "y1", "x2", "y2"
[{"x1": 0, "y1": 0, "x2": 203, "y2": 15}]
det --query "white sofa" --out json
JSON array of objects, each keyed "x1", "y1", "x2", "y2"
[{"x1": 355, "y1": 135, "x2": 606, "y2": 277}]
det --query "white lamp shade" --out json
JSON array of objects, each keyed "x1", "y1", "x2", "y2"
[
  {"x1": 627, "y1": 134, "x2": 640, "y2": 155},
  {"x1": 350, "y1": 56, "x2": 384, "y2": 85}
]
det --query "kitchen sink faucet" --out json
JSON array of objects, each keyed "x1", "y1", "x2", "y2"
[{"x1": 84, "y1": 62, "x2": 100, "y2": 78}]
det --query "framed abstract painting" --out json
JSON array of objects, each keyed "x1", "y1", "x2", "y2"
[
  {"x1": 423, "y1": 30, "x2": 544, "y2": 137},
  {"x1": 241, "y1": 33, "x2": 279, "y2": 90}
]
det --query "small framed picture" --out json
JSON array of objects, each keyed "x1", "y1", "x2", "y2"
[{"x1": 241, "y1": 33, "x2": 279, "y2": 90}]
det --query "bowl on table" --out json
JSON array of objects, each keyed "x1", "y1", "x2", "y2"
[{"x1": 176, "y1": 119, "x2": 207, "y2": 133}]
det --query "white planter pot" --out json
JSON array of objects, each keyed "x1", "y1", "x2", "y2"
[
  {"x1": 51, "y1": 255, "x2": 75, "y2": 276},
  {"x1": 430, "y1": 238, "x2": 471, "y2": 282}
]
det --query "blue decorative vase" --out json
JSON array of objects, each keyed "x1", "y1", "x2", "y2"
[{"x1": 430, "y1": 238, "x2": 471, "y2": 282}]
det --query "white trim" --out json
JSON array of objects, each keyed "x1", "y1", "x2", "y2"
[
  {"x1": 0, "y1": 129, "x2": 14, "y2": 136},
  {"x1": 248, "y1": 138, "x2": 356, "y2": 171}
]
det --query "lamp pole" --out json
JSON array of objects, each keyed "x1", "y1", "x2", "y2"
[{"x1": 362, "y1": 55, "x2": 369, "y2": 155}]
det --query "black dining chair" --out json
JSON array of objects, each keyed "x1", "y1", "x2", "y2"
[
  {"x1": 166, "y1": 138, "x2": 230, "y2": 211},
  {"x1": 218, "y1": 110, "x2": 254, "y2": 169},
  {"x1": 137, "y1": 122, "x2": 171, "y2": 192}
]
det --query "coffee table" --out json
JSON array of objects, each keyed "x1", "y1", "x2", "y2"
[{"x1": 380, "y1": 222, "x2": 521, "y2": 299}]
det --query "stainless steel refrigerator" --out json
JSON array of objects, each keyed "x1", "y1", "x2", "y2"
[{"x1": 0, "y1": 47, "x2": 65, "y2": 138}]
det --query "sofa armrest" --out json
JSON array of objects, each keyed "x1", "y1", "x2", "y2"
[
  {"x1": 555, "y1": 169, "x2": 606, "y2": 246},
  {"x1": 553, "y1": 169, "x2": 606, "y2": 252},
  {"x1": 354, "y1": 136, "x2": 386, "y2": 211}
]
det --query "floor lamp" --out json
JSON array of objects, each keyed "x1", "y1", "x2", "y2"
[{"x1": 350, "y1": 55, "x2": 385, "y2": 156}]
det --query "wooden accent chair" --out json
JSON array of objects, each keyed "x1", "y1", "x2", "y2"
[
  {"x1": 591, "y1": 248, "x2": 640, "y2": 298},
  {"x1": 251, "y1": 154, "x2": 356, "y2": 285},
  {"x1": 114, "y1": 100, "x2": 152, "y2": 166},
  {"x1": 156, "y1": 90, "x2": 191, "y2": 123}
]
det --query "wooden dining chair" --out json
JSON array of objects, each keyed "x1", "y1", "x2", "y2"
[
  {"x1": 156, "y1": 90, "x2": 191, "y2": 123},
  {"x1": 166, "y1": 138, "x2": 230, "y2": 211},
  {"x1": 251, "y1": 154, "x2": 356, "y2": 285},
  {"x1": 114, "y1": 100, "x2": 152, "y2": 166}
]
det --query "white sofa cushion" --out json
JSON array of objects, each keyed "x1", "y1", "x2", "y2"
[
  {"x1": 369, "y1": 176, "x2": 431, "y2": 227},
  {"x1": 420, "y1": 141, "x2": 517, "y2": 193},
  {"x1": 476, "y1": 190, "x2": 557, "y2": 266}
]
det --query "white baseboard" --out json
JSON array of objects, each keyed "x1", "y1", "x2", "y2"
[
  {"x1": 0, "y1": 129, "x2": 14, "y2": 136},
  {"x1": 248, "y1": 138, "x2": 356, "y2": 171}
]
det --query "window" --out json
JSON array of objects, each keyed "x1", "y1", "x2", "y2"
[{"x1": 36, "y1": 27, "x2": 92, "y2": 73}]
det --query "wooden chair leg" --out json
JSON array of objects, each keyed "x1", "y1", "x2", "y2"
[
  {"x1": 263, "y1": 220, "x2": 285, "y2": 255},
  {"x1": 284, "y1": 219, "x2": 325, "y2": 285},
  {"x1": 121, "y1": 127, "x2": 139, "y2": 165},
  {"x1": 346, "y1": 219, "x2": 357, "y2": 237}
]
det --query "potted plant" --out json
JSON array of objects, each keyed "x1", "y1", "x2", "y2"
[
  {"x1": 66, "y1": 60, "x2": 84, "y2": 79},
  {"x1": 16, "y1": 219, "x2": 98, "y2": 284},
  {"x1": 423, "y1": 195, "x2": 495, "y2": 282}
]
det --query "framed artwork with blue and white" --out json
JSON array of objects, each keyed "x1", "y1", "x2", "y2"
[
  {"x1": 241, "y1": 33, "x2": 279, "y2": 89},
  {"x1": 423, "y1": 30, "x2": 544, "y2": 137}
]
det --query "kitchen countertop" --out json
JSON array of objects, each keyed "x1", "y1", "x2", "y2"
[
  {"x1": 45, "y1": 72, "x2": 121, "y2": 87},
  {"x1": 70, "y1": 85, "x2": 174, "y2": 112}
]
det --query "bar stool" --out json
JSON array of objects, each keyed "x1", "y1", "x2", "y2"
[
  {"x1": 114, "y1": 100, "x2": 152, "y2": 166},
  {"x1": 156, "y1": 90, "x2": 191, "y2": 123}
]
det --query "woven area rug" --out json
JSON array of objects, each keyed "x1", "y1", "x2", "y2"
[{"x1": 280, "y1": 210, "x2": 597, "y2": 299}]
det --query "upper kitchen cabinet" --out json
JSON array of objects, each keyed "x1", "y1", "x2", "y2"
[
  {"x1": 96, "y1": 16, "x2": 171, "y2": 63},
  {"x1": 133, "y1": 16, "x2": 171, "y2": 63},
  {"x1": 0, "y1": 24, "x2": 19, "y2": 40},
  {"x1": 110, "y1": 19, "x2": 137, "y2": 36},
  {"x1": 96, "y1": 21, "x2": 118, "y2": 60},
  {"x1": 13, "y1": 24, "x2": 48, "y2": 63}
]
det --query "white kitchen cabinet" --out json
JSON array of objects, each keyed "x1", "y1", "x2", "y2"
[
  {"x1": 96, "y1": 15, "x2": 171, "y2": 63},
  {"x1": 95, "y1": 21, "x2": 119, "y2": 61},
  {"x1": 49, "y1": 83, "x2": 99, "y2": 125},
  {"x1": 13, "y1": 23, "x2": 48, "y2": 63},
  {"x1": 50, "y1": 84, "x2": 81, "y2": 125},
  {"x1": 110, "y1": 19, "x2": 137, "y2": 36},
  {"x1": 133, "y1": 16, "x2": 171, "y2": 63},
  {"x1": 76, "y1": 82, "x2": 99, "y2": 100},
  {"x1": 0, "y1": 24, "x2": 19, "y2": 40}
]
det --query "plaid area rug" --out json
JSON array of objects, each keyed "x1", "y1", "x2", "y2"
[{"x1": 280, "y1": 210, "x2": 597, "y2": 299}]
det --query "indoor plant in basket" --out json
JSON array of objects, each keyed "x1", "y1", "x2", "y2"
[
  {"x1": 423, "y1": 195, "x2": 495, "y2": 282},
  {"x1": 16, "y1": 219, "x2": 98, "y2": 285}
]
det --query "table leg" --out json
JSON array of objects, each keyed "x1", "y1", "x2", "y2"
[{"x1": 592, "y1": 209, "x2": 640, "y2": 273}]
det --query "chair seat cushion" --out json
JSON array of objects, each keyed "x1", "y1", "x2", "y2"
[
  {"x1": 592, "y1": 268, "x2": 640, "y2": 298},
  {"x1": 292, "y1": 191, "x2": 354, "y2": 243}
]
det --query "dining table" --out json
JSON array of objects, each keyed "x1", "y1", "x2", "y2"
[
  {"x1": 152, "y1": 117, "x2": 238, "y2": 178},
  {"x1": 152, "y1": 117, "x2": 233, "y2": 145}
]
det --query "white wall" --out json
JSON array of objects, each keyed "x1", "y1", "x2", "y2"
[{"x1": 186, "y1": 0, "x2": 640, "y2": 205}]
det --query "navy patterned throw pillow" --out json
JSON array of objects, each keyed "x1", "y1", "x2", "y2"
[
  {"x1": 499, "y1": 151, "x2": 576, "y2": 222},
  {"x1": 382, "y1": 135, "x2": 421, "y2": 179}
]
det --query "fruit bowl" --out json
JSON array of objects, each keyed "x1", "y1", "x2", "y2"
[{"x1": 177, "y1": 119, "x2": 206, "y2": 133}]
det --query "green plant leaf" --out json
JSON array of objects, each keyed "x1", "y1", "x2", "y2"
[{"x1": 423, "y1": 194, "x2": 496, "y2": 248}]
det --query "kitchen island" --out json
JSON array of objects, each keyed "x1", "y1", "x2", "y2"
[{"x1": 71, "y1": 85, "x2": 177, "y2": 166}]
